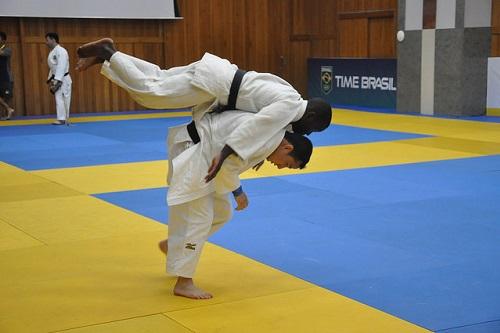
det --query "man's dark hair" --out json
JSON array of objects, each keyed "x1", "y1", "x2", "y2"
[
  {"x1": 308, "y1": 98, "x2": 332, "y2": 131},
  {"x1": 0, "y1": 32, "x2": 6, "y2": 41},
  {"x1": 45, "y1": 32, "x2": 59, "y2": 43},
  {"x1": 284, "y1": 131, "x2": 313, "y2": 169}
]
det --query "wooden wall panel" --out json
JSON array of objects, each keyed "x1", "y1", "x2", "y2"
[
  {"x1": 292, "y1": 0, "x2": 321, "y2": 36},
  {"x1": 1, "y1": 17, "x2": 165, "y2": 116},
  {"x1": 338, "y1": 18, "x2": 369, "y2": 57},
  {"x1": 369, "y1": 16, "x2": 396, "y2": 57},
  {"x1": 337, "y1": 0, "x2": 397, "y2": 59},
  {"x1": 285, "y1": 41, "x2": 311, "y2": 96},
  {"x1": 493, "y1": 0, "x2": 500, "y2": 57},
  {"x1": 338, "y1": 0, "x2": 397, "y2": 12},
  {"x1": 1, "y1": 0, "x2": 404, "y2": 116},
  {"x1": 423, "y1": 0, "x2": 437, "y2": 29},
  {"x1": 165, "y1": 0, "x2": 290, "y2": 76}
]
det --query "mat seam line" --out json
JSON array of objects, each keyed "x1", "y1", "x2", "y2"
[
  {"x1": 0, "y1": 215, "x2": 48, "y2": 246},
  {"x1": 435, "y1": 318, "x2": 500, "y2": 332}
]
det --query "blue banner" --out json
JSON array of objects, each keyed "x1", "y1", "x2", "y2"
[{"x1": 308, "y1": 58, "x2": 397, "y2": 110}]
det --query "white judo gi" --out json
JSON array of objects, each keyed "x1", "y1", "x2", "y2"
[
  {"x1": 166, "y1": 110, "x2": 285, "y2": 278},
  {"x1": 47, "y1": 44, "x2": 72, "y2": 121},
  {"x1": 100, "y1": 51, "x2": 306, "y2": 161}
]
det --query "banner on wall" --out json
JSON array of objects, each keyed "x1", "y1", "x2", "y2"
[
  {"x1": 308, "y1": 58, "x2": 397, "y2": 110},
  {"x1": 0, "y1": 0, "x2": 178, "y2": 19},
  {"x1": 487, "y1": 57, "x2": 500, "y2": 114}
]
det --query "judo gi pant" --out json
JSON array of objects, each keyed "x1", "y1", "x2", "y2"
[
  {"x1": 167, "y1": 192, "x2": 232, "y2": 278},
  {"x1": 54, "y1": 77, "x2": 71, "y2": 121},
  {"x1": 100, "y1": 52, "x2": 214, "y2": 110}
]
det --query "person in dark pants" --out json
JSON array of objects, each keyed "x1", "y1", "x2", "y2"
[{"x1": 0, "y1": 31, "x2": 14, "y2": 121}]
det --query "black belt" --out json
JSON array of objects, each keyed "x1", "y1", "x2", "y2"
[
  {"x1": 187, "y1": 121, "x2": 200, "y2": 144},
  {"x1": 212, "y1": 69, "x2": 246, "y2": 113},
  {"x1": 46, "y1": 72, "x2": 69, "y2": 83},
  {"x1": 189, "y1": 69, "x2": 246, "y2": 144}
]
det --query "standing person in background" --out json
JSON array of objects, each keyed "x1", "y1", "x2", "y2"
[
  {"x1": 45, "y1": 32, "x2": 72, "y2": 125},
  {"x1": 0, "y1": 31, "x2": 14, "y2": 121}
]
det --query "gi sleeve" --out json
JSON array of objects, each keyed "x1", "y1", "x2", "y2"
[
  {"x1": 225, "y1": 99, "x2": 305, "y2": 161},
  {"x1": 214, "y1": 155, "x2": 244, "y2": 194},
  {"x1": 53, "y1": 48, "x2": 69, "y2": 81}
]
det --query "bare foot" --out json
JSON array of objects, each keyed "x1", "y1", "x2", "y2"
[
  {"x1": 76, "y1": 56, "x2": 104, "y2": 72},
  {"x1": 77, "y1": 38, "x2": 116, "y2": 60},
  {"x1": 174, "y1": 277, "x2": 213, "y2": 299},
  {"x1": 158, "y1": 239, "x2": 168, "y2": 255}
]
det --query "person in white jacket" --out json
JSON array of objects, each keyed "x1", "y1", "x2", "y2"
[
  {"x1": 160, "y1": 109, "x2": 312, "y2": 299},
  {"x1": 46, "y1": 32, "x2": 72, "y2": 125},
  {"x1": 76, "y1": 38, "x2": 330, "y2": 180}
]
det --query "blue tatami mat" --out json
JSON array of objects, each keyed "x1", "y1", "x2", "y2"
[
  {"x1": 437, "y1": 320, "x2": 500, "y2": 333},
  {"x1": 308, "y1": 124, "x2": 428, "y2": 146},
  {"x1": 0, "y1": 118, "x2": 189, "y2": 170},
  {"x1": 0, "y1": 118, "x2": 428, "y2": 170},
  {"x1": 95, "y1": 155, "x2": 500, "y2": 332},
  {"x1": 95, "y1": 187, "x2": 167, "y2": 223}
]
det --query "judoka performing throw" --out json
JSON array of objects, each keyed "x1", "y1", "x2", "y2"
[
  {"x1": 76, "y1": 38, "x2": 331, "y2": 180},
  {"x1": 161, "y1": 108, "x2": 312, "y2": 299}
]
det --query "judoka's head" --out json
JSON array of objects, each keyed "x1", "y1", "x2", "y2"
[
  {"x1": 267, "y1": 132, "x2": 312, "y2": 170},
  {"x1": 45, "y1": 32, "x2": 59, "y2": 49},
  {"x1": 292, "y1": 98, "x2": 332, "y2": 135}
]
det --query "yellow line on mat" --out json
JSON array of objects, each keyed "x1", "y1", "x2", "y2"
[
  {"x1": 0, "y1": 111, "x2": 191, "y2": 126},
  {"x1": 32, "y1": 138, "x2": 481, "y2": 195}
]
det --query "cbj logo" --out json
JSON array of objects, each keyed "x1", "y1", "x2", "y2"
[{"x1": 321, "y1": 66, "x2": 333, "y2": 95}]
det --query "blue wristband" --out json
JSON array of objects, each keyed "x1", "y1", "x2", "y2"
[{"x1": 232, "y1": 186, "x2": 243, "y2": 197}]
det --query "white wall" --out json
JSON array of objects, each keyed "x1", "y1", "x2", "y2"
[
  {"x1": 405, "y1": 0, "x2": 424, "y2": 31},
  {"x1": 464, "y1": 0, "x2": 492, "y2": 28},
  {"x1": 0, "y1": 0, "x2": 176, "y2": 19},
  {"x1": 436, "y1": 0, "x2": 456, "y2": 29},
  {"x1": 487, "y1": 58, "x2": 500, "y2": 109}
]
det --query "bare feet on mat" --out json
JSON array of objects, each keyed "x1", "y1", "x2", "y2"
[
  {"x1": 158, "y1": 239, "x2": 168, "y2": 255},
  {"x1": 77, "y1": 38, "x2": 116, "y2": 60},
  {"x1": 174, "y1": 277, "x2": 213, "y2": 300},
  {"x1": 76, "y1": 56, "x2": 104, "y2": 71}
]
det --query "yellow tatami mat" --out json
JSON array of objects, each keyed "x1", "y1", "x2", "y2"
[
  {"x1": 0, "y1": 158, "x2": 428, "y2": 332},
  {"x1": 0, "y1": 195, "x2": 164, "y2": 244},
  {"x1": 8, "y1": 109, "x2": 499, "y2": 332},
  {"x1": 0, "y1": 223, "x2": 427, "y2": 333},
  {"x1": 59, "y1": 315, "x2": 193, "y2": 333},
  {"x1": 0, "y1": 111, "x2": 191, "y2": 127},
  {"x1": 334, "y1": 109, "x2": 500, "y2": 143},
  {"x1": 0, "y1": 217, "x2": 44, "y2": 251},
  {"x1": 487, "y1": 108, "x2": 500, "y2": 116},
  {"x1": 33, "y1": 160, "x2": 168, "y2": 195},
  {"x1": 33, "y1": 138, "x2": 480, "y2": 195},
  {"x1": 167, "y1": 288, "x2": 425, "y2": 333}
]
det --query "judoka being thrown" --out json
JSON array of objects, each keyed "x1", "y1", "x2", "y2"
[{"x1": 76, "y1": 38, "x2": 331, "y2": 181}]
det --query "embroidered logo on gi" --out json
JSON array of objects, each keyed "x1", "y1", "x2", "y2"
[
  {"x1": 321, "y1": 66, "x2": 333, "y2": 95},
  {"x1": 185, "y1": 243, "x2": 197, "y2": 250}
]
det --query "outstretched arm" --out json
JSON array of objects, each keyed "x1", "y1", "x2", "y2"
[
  {"x1": 205, "y1": 144, "x2": 236, "y2": 183},
  {"x1": 205, "y1": 99, "x2": 305, "y2": 181}
]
